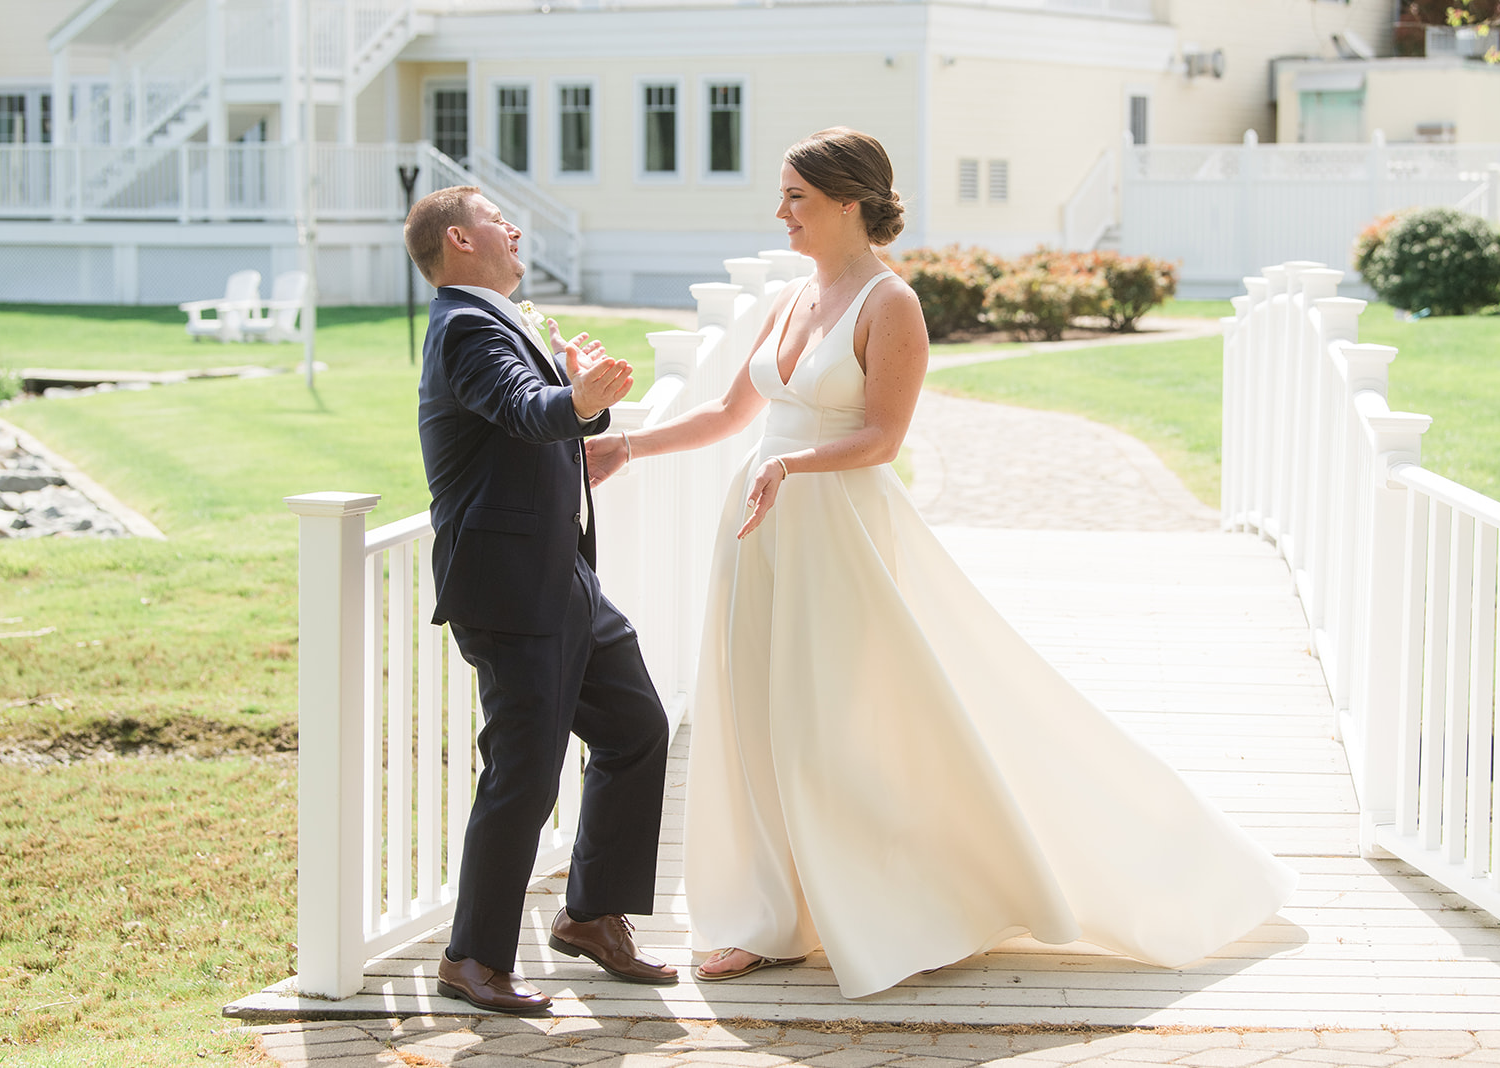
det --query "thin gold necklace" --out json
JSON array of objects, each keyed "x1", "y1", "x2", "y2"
[{"x1": 807, "y1": 250, "x2": 871, "y2": 312}]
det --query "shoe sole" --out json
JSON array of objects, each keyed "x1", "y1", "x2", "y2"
[
  {"x1": 694, "y1": 953, "x2": 808, "y2": 982},
  {"x1": 548, "y1": 934, "x2": 679, "y2": 985},
  {"x1": 435, "y1": 979, "x2": 552, "y2": 1015}
]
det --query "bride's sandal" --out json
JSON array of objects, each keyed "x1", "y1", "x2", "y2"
[{"x1": 694, "y1": 948, "x2": 808, "y2": 982}]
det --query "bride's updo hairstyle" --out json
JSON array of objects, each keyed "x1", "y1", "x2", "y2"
[{"x1": 785, "y1": 127, "x2": 906, "y2": 247}]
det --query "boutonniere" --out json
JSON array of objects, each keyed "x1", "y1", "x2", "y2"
[{"x1": 516, "y1": 300, "x2": 548, "y2": 341}]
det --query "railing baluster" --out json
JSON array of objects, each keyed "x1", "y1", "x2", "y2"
[
  {"x1": 1469, "y1": 522, "x2": 1497, "y2": 878},
  {"x1": 1443, "y1": 514, "x2": 1476, "y2": 865},
  {"x1": 363, "y1": 551, "x2": 384, "y2": 935},
  {"x1": 416, "y1": 534, "x2": 442, "y2": 907},
  {"x1": 1419, "y1": 503, "x2": 1453, "y2": 852},
  {"x1": 1396, "y1": 491, "x2": 1431, "y2": 838},
  {"x1": 388, "y1": 541, "x2": 414, "y2": 921}
]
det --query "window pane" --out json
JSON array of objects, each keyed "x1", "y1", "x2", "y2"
[
  {"x1": 708, "y1": 83, "x2": 742, "y2": 174},
  {"x1": 0, "y1": 96, "x2": 25, "y2": 144},
  {"x1": 1129, "y1": 95, "x2": 1148, "y2": 146},
  {"x1": 433, "y1": 88, "x2": 467, "y2": 161},
  {"x1": 643, "y1": 84, "x2": 676, "y2": 173},
  {"x1": 560, "y1": 85, "x2": 591, "y2": 173},
  {"x1": 497, "y1": 86, "x2": 529, "y2": 172}
]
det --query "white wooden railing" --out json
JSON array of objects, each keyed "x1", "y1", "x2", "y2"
[
  {"x1": 1224, "y1": 262, "x2": 1500, "y2": 918},
  {"x1": 1061, "y1": 146, "x2": 1116, "y2": 251},
  {"x1": 284, "y1": 249, "x2": 809, "y2": 998}
]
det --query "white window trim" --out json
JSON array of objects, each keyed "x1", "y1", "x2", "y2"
[
  {"x1": 423, "y1": 76, "x2": 469, "y2": 159},
  {"x1": 1124, "y1": 85, "x2": 1152, "y2": 147},
  {"x1": 488, "y1": 76, "x2": 536, "y2": 176},
  {"x1": 697, "y1": 74, "x2": 749, "y2": 185},
  {"x1": 634, "y1": 74, "x2": 685, "y2": 185},
  {"x1": 550, "y1": 75, "x2": 598, "y2": 185}
]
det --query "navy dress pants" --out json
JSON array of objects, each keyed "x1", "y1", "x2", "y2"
[{"x1": 447, "y1": 555, "x2": 668, "y2": 971}]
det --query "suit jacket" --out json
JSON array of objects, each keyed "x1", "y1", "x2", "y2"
[{"x1": 418, "y1": 286, "x2": 606, "y2": 635}]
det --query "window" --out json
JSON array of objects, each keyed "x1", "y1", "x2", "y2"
[
  {"x1": 557, "y1": 83, "x2": 593, "y2": 176},
  {"x1": 706, "y1": 81, "x2": 744, "y2": 177},
  {"x1": 430, "y1": 86, "x2": 468, "y2": 162},
  {"x1": 641, "y1": 81, "x2": 679, "y2": 176},
  {"x1": 987, "y1": 159, "x2": 1009, "y2": 202},
  {"x1": 1128, "y1": 94, "x2": 1149, "y2": 146},
  {"x1": 958, "y1": 158, "x2": 979, "y2": 202},
  {"x1": 0, "y1": 95, "x2": 25, "y2": 143},
  {"x1": 496, "y1": 84, "x2": 529, "y2": 173}
]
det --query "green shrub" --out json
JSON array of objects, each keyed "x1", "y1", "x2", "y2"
[
  {"x1": 1100, "y1": 255, "x2": 1179, "y2": 332},
  {"x1": 1363, "y1": 206, "x2": 1500, "y2": 316},
  {"x1": 985, "y1": 257, "x2": 1106, "y2": 342},
  {"x1": 1352, "y1": 211, "x2": 1403, "y2": 280},
  {"x1": 0, "y1": 368, "x2": 20, "y2": 403},
  {"x1": 892, "y1": 245, "x2": 1001, "y2": 339}
]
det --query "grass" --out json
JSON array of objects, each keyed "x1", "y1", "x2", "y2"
[
  {"x1": 0, "y1": 756, "x2": 295, "y2": 1065},
  {"x1": 0, "y1": 304, "x2": 669, "y2": 749},
  {"x1": 928, "y1": 300, "x2": 1500, "y2": 506}
]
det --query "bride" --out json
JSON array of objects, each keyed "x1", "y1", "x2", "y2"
[{"x1": 585, "y1": 127, "x2": 1296, "y2": 999}]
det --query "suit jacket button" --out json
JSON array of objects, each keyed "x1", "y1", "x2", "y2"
[
  {"x1": 572, "y1": 452, "x2": 581, "y2": 464},
  {"x1": 573, "y1": 512, "x2": 582, "y2": 525}
]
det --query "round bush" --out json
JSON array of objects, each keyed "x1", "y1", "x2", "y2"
[{"x1": 1363, "y1": 207, "x2": 1500, "y2": 316}]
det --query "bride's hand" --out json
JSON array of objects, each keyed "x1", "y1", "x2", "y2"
[
  {"x1": 585, "y1": 434, "x2": 629, "y2": 487},
  {"x1": 737, "y1": 458, "x2": 787, "y2": 539}
]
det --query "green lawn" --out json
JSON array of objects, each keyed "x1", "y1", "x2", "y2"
[{"x1": 928, "y1": 301, "x2": 1500, "y2": 506}]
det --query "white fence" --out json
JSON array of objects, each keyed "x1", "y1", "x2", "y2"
[
  {"x1": 283, "y1": 249, "x2": 806, "y2": 998},
  {"x1": 1224, "y1": 262, "x2": 1500, "y2": 917},
  {"x1": 1125, "y1": 136, "x2": 1500, "y2": 295}
]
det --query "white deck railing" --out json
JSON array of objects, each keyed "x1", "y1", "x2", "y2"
[
  {"x1": 284, "y1": 250, "x2": 808, "y2": 998},
  {"x1": 1224, "y1": 262, "x2": 1500, "y2": 917}
]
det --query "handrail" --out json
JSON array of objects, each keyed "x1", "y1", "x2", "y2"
[{"x1": 1223, "y1": 261, "x2": 1500, "y2": 919}]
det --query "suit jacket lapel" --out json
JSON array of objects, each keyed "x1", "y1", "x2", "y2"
[{"x1": 440, "y1": 287, "x2": 565, "y2": 387}]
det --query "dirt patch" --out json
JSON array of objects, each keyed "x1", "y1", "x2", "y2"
[{"x1": 0, "y1": 714, "x2": 298, "y2": 767}]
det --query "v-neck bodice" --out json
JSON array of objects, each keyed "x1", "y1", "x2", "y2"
[{"x1": 749, "y1": 271, "x2": 895, "y2": 450}]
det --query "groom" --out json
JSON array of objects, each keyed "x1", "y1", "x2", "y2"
[{"x1": 405, "y1": 185, "x2": 675, "y2": 1014}]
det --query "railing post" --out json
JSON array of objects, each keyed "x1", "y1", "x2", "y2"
[
  {"x1": 1284, "y1": 266, "x2": 1343, "y2": 573},
  {"x1": 758, "y1": 248, "x2": 810, "y2": 282},
  {"x1": 1354, "y1": 413, "x2": 1431, "y2": 858},
  {"x1": 725, "y1": 257, "x2": 770, "y2": 301},
  {"x1": 285, "y1": 490, "x2": 381, "y2": 999},
  {"x1": 690, "y1": 282, "x2": 742, "y2": 331}
]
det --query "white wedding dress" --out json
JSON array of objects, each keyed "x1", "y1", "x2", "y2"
[{"x1": 683, "y1": 271, "x2": 1297, "y2": 999}]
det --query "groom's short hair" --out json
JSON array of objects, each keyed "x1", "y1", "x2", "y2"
[{"x1": 405, "y1": 185, "x2": 482, "y2": 285}]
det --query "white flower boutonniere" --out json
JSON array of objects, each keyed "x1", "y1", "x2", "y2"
[{"x1": 516, "y1": 300, "x2": 548, "y2": 339}]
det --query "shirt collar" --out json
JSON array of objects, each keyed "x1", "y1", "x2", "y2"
[{"x1": 446, "y1": 284, "x2": 530, "y2": 334}]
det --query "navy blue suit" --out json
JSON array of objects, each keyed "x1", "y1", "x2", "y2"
[{"x1": 418, "y1": 286, "x2": 667, "y2": 971}]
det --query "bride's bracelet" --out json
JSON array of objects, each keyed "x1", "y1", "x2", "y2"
[
  {"x1": 621, "y1": 431, "x2": 632, "y2": 473},
  {"x1": 772, "y1": 456, "x2": 790, "y2": 479}
]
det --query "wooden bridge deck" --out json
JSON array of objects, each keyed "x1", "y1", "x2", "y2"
[{"x1": 227, "y1": 528, "x2": 1500, "y2": 1030}]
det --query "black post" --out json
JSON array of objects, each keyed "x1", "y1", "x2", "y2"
[{"x1": 397, "y1": 165, "x2": 421, "y2": 366}]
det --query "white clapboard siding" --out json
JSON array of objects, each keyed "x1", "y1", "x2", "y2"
[{"x1": 226, "y1": 529, "x2": 1500, "y2": 1029}]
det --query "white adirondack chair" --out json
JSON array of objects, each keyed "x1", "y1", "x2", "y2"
[
  {"x1": 241, "y1": 270, "x2": 309, "y2": 344},
  {"x1": 179, "y1": 270, "x2": 262, "y2": 343}
]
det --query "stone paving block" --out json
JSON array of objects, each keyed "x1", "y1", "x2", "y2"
[
  {"x1": 458, "y1": 1055, "x2": 564, "y2": 1068},
  {"x1": 258, "y1": 1054, "x2": 403, "y2": 1068},
  {"x1": 628, "y1": 1020, "x2": 699, "y2": 1042},
  {"x1": 798, "y1": 1048, "x2": 903, "y2": 1068},
  {"x1": 526, "y1": 1045, "x2": 623, "y2": 1064},
  {"x1": 886, "y1": 1056, "x2": 993, "y2": 1068},
  {"x1": 1315, "y1": 1034, "x2": 1399, "y2": 1053},
  {"x1": 1177, "y1": 1050, "x2": 1278, "y2": 1068},
  {"x1": 778, "y1": 1029, "x2": 855, "y2": 1048},
  {"x1": 931, "y1": 1033, "x2": 1016, "y2": 1057},
  {"x1": 663, "y1": 1050, "x2": 790, "y2": 1067},
  {"x1": 1079, "y1": 1049, "x2": 1183, "y2": 1064},
  {"x1": 659, "y1": 1024, "x2": 761, "y2": 1049},
  {"x1": 470, "y1": 1032, "x2": 561, "y2": 1056},
  {"x1": 1459, "y1": 1050, "x2": 1500, "y2": 1064},
  {"x1": 1281, "y1": 1049, "x2": 1401, "y2": 1067},
  {"x1": 578, "y1": 1037, "x2": 679, "y2": 1057},
  {"x1": 399, "y1": 1030, "x2": 486, "y2": 1051},
  {"x1": 1151, "y1": 1034, "x2": 1241, "y2": 1053},
  {"x1": 473, "y1": 1015, "x2": 557, "y2": 1037},
  {"x1": 1393, "y1": 1032, "x2": 1479, "y2": 1054},
  {"x1": 1237, "y1": 1034, "x2": 1319, "y2": 1051},
  {"x1": 260, "y1": 1028, "x2": 387, "y2": 1051},
  {"x1": 397, "y1": 1016, "x2": 481, "y2": 1038},
  {"x1": 1002, "y1": 1034, "x2": 1099, "y2": 1056},
  {"x1": 1010, "y1": 1041, "x2": 1162, "y2": 1065},
  {"x1": 258, "y1": 1037, "x2": 392, "y2": 1061},
  {"x1": 1478, "y1": 1034, "x2": 1500, "y2": 1050},
  {"x1": 1397, "y1": 1060, "x2": 1486, "y2": 1068},
  {"x1": 761, "y1": 1043, "x2": 855, "y2": 1061}
]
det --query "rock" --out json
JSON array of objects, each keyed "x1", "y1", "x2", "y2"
[
  {"x1": 0, "y1": 473, "x2": 62, "y2": 492},
  {"x1": 0, "y1": 491, "x2": 22, "y2": 511}
]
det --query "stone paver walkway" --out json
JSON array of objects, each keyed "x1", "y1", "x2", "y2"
[
  {"x1": 240, "y1": 315, "x2": 1484, "y2": 1066},
  {"x1": 246, "y1": 1015, "x2": 1500, "y2": 1067}
]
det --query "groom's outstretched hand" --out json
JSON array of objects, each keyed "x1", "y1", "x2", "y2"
[{"x1": 568, "y1": 340, "x2": 633, "y2": 421}]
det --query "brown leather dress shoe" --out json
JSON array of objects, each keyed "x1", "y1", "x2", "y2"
[
  {"x1": 436, "y1": 951, "x2": 551, "y2": 1014},
  {"x1": 548, "y1": 909, "x2": 678, "y2": 985}
]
